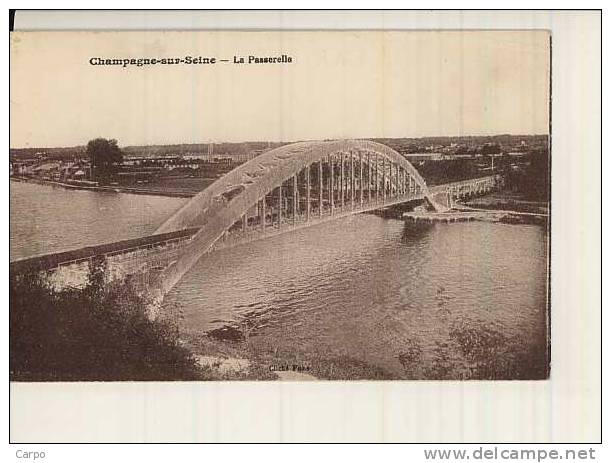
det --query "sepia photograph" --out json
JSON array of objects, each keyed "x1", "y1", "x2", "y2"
[{"x1": 9, "y1": 29, "x2": 552, "y2": 383}]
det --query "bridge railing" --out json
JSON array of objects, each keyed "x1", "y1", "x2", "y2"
[
  {"x1": 429, "y1": 174, "x2": 502, "y2": 193},
  {"x1": 10, "y1": 227, "x2": 200, "y2": 274},
  {"x1": 212, "y1": 187, "x2": 426, "y2": 249}
]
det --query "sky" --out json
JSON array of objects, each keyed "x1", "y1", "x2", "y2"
[{"x1": 10, "y1": 30, "x2": 550, "y2": 148}]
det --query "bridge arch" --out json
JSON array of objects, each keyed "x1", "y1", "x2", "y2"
[{"x1": 154, "y1": 139, "x2": 440, "y2": 295}]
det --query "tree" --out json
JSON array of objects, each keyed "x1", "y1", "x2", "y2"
[{"x1": 86, "y1": 138, "x2": 123, "y2": 183}]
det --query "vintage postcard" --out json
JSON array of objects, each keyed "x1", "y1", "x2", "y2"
[{"x1": 10, "y1": 30, "x2": 551, "y2": 384}]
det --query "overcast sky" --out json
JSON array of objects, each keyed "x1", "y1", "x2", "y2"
[{"x1": 10, "y1": 30, "x2": 550, "y2": 148}]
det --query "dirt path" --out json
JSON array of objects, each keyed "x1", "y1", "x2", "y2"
[{"x1": 274, "y1": 370, "x2": 318, "y2": 381}]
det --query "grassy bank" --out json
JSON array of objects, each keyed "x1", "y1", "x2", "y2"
[{"x1": 10, "y1": 267, "x2": 202, "y2": 381}]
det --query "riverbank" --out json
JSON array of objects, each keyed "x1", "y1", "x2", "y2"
[
  {"x1": 395, "y1": 196, "x2": 549, "y2": 226},
  {"x1": 9, "y1": 261, "x2": 346, "y2": 381},
  {"x1": 401, "y1": 189, "x2": 549, "y2": 225},
  {"x1": 457, "y1": 190, "x2": 549, "y2": 224},
  {"x1": 9, "y1": 261, "x2": 316, "y2": 381},
  {"x1": 10, "y1": 175, "x2": 207, "y2": 198},
  {"x1": 462, "y1": 191, "x2": 549, "y2": 214},
  {"x1": 177, "y1": 306, "x2": 548, "y2": 381},
  {"x1": 179, "y1": 327, "x2": 398, "y2": 380},
  {"x1": 179, "y1": 331, "x2": 320, "y2": 381},
  {"x1": 403, "y1": 209, "x2": 548, "y2": 225}
]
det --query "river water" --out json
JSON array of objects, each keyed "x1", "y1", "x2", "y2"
[
  {"x1": 10, "y1": 181, "x2": 187, "y2": 260},
  {"x1": 10, "y1": 180, "x2": 549, "y2": 379}
]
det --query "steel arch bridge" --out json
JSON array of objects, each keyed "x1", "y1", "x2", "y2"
[{"x1": 154, "y1": 139, "x2": 445, "y2": 295}]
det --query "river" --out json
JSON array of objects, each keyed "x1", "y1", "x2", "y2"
[
  {"x1": 10, "y1": 180, "x2": 187, "y2": 260},
  {"x1": 10, "y1": 180, "x2": 549, "y2": 380}
]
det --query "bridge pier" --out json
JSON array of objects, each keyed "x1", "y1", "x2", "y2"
[{"x1": 261, "y1": 197, "x2": 266, "y2": 230}]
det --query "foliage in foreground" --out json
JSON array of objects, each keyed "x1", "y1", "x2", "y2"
[{"x1": 10, "y1": 265, "x2": 200, "y2": 381}]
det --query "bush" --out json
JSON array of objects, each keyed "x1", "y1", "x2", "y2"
[{"x1": 10, "y1": 262, "x2": 200, "y2": 381}]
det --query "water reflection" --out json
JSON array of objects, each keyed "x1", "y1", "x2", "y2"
[{"x1": 400, "y1": 220, "x2": 435, "y2": 243}]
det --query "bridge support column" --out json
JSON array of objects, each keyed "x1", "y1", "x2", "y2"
[
  {"x1": 390, "y1": 162, "x2": 394, "y2": 197},
  {"x1": 350, "y1": 152, "x2": 355, "y2": 210},
  {"x1": 278, "y1": 184, "x2": 282, "y2": 228},
  {"x1": 340, "y1": 153, "x2": 345, "y2": 210},
  {"x1": 330, "y1": 155, "x2": 334, "y2": 214},
  {"x1": 293, "y1": 174, "x2": 297, "y2": 225},
  {"x1": 296, "y1": 176, "x2": 300, "y2": 219},
  {"x1": 367, "y1": 152, "x2": 372, "y2": 203},
  {"x1": 261, "y1": 198, "x2": 266, "y2": 230},
  {"x1": 359, "y1": 151, "x2": 363, "y2": 207},
  {"x1": 382, "y1": 157, "x2": 386, "y2": 202},
  {"x1": 397, "y1": 165, "x2": 401, "y2": 197},
  {"x1": 375, "y1": 153, "x2": 379, "y2": 203},
  {"x1": 396, "y1": 164, "x2": 399, "y2": 197},
  {"x1": 306, "y1": 165, "x2": 311, "y2": 221},
  {"x1": 394, "y1": 164, "x2": 399, "y2": 197},
  {"x1": 319, "y1": 161, "x2": 323, "y2": 216}
]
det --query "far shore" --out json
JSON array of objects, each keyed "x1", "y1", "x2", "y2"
[{"x1": 10, "y1": 175, "x2": 215, "y2": 198}]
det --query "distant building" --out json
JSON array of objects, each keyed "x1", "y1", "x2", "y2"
[{"x1": 404, "y1": 153, "x2": 444, "y2": 162}]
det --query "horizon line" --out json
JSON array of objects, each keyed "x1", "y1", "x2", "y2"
[{"x1": 9, "y1": 133, "x2": 550, "y2": 151}]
